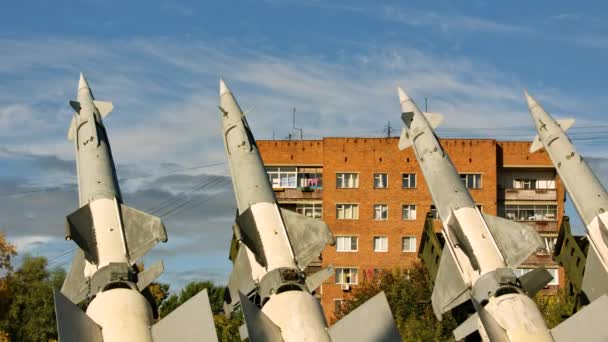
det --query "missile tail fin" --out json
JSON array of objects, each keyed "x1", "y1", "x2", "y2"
[
  {"x1": 280, "y1": 208, "x2": 334, "y2": 270},
  {"x1": 53, "y1": 289, "x2": 103, "y2": 342},
  {"x1": 518, "y1": 267, "x2": 553, "y2": 297},
  {"x1": 224, "y1": 245, "x2": 256, "y2": 317},
  {"x1": 472, "y1": 298, "x2": 510, "y2": 342},
  {"x1": 453, "y1": 313, "x2": 480, "y2": 341},
  {"x1": 152, "y1": 289, "x2": 219, "y2": 342},
  {"x1": 423, "y1": 112, "x2": 443, "y2": 129},
  {"x1": 60, "y1": 249, "x2": 89, "y2": 304},
  {"x1": 329, "y1": 291, "x2": 401, "y2": 342},
  {"x1": 482, "y1": 213, "x2": 543, "y2": 268},
  {"x1": 136, "y1": 260, "x2": 164, "y2": 291},
  {"x1": 65, "y1": 204, "x2": 98, "y2": 264},
  {"x1": 120, "y1": 203, "x2": 167, "y2": 265},
  {"x1": 398, "y1": 127, "x2": 412, "y2": 150},
  {"x1": 582, "y1": 247, "x2": 608, "y2": 302},
  {"x1": 239, "y1": 292, "x2": 284, "y2": 342},
  {"x1": 93, "y1": 100, "x2": 113, "y2": 118},
  {"x1": 235, "y1": 208, "x2": 268, "y2": 267},
  {"x1": 551, "y1": 294, "x2": 608, "y2": 342},
  {"x1": 305, "y1": 265, "x2": 334, "y2": 292},
  {"x1": 431, "y1": 246, "x2": 470, "y2": 318},
  {"x1": 557, "y1": 118, "x2": 575, "y2": 132},
  {"x1": 530, "y1": 134, "x2": 543, "y2": 153}
]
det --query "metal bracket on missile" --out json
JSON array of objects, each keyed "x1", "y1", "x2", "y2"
[
  {"x1": 305, "y1": 265, "x2": 334, "y2": 293},
  {"x1": 471, "y1": 268, "x2": 518, "y2": 306},
  {"x1": 259, "y1": 267, "x2": 307, "y2": 305},
  {"x1": 88, "y1": 262, "x2": 137, "y2": 295},
  {"x1": 279, "y1": 208, "x2": 335, "y2": 270}
]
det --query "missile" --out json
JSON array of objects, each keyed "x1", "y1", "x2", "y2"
[
  {"x1": 54, "y1": 74, "x2": 217, "y2": 342},
  {"x1": 219, "y1": 79, "x2": 401, "y2": 342},
  {"x1": 526, "y1": 91, "x2": 608, "y2": 302},
  {"x1": 397, "y1": 86, "x2": 557, "y2": 341}
]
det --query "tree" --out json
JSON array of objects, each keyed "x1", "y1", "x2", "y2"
[
  {"x1": 534, "y1": 289, "x2": 573, "y2": 328},
  {"x1": 0, "y1": 232, "x2": 17, "y2": 337},
  {"x1": 334, "y1": 262, "x2": 457, "y2": 341},
  {"x1": 0, "y1": 255, "x2": 65, "y2": 342}
]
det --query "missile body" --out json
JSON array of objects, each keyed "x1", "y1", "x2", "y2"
[
  {"x1": 220, "y1": 79, "x2": 400, "y2": 342},
  {"x1": 397, "y1": 87, "x2": 553, "y2": 341},
  {"x1": 55, "y1": 74, "x2": 217, "y2": 342},
  {"x1": 526, "y1": 92, "x2": 608, "y2": 301}
]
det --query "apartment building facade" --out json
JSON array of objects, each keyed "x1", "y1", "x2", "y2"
[{"x1": 257, "y1": 137, "x2": 565, "y2": 320}]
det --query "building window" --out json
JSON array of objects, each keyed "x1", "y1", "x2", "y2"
[
  {"x1": 402, "y1": 173, "x2": 416, "y2": 188},
  {"x1": 335, "y1": 268, "x2": 358, "y2": 284},
  {"x1": 336, "y1": 173, "x2": 359, "y2": 188},
  {"x1": 334, "y1": 299, "x2": 344, "y2": 314},
  {"x1": 504, "y1": 204, "x2": 557, "y2": 221},
  {"x1": 513, "y1": 179, "x2": 556, "y2": 190},
  {"x1": 336, "y1": 236, "x2": 358, "y2": 252},
  {"x1": 460, "y1": 173, "x2": 482, "y2": 189},
  {"x1": 296, "y1": 203, "x2": 322, "y2": 219},
  {"x1": 542, "y1": 236, "x2": 558, "y2": 254},
  {"x1": 373, "y1": 236, "x2": 388, "y2": 252},
  {"x1": 298, "y1": 167, "x2": 323, "y2": 188},
  {"x1": 402, "y1": 236, "x2": 417, "y2": 252},
  {"x1": 374, "y1": 173, "x2": 388, "y2": 188},
  {"x1": 266, "y1": 166, "x2": 297, "y2": 188},
  {"x1": 430, "y1": 205, "x2": 439, "y2": 219},
  {"x1": 402, "y1": 204, "x2": 417, "y2": 220},
  {"x1": 336, "y1": 204, "x2": 359, "y2": 220},
  {"x1": 374, "y1": 204, "x2": 388, "y2": 220}
]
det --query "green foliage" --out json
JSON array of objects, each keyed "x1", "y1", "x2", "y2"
[
  {"x1": 334, "y1": 262, "x2": 457, "y2": 342},
  {"x1": 214, "y1": 313, "x2": 243, "y2": 342},
  {"x1": 534, "y1": 289, "x2": 574, "y2": 328},
  {"x1": 0, "y1": 255, "x2": 65, "y2": 342}
]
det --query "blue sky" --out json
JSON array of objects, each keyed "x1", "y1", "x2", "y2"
[{"x1": 1, "y1": 0, "x2": 608, "y2": 290}]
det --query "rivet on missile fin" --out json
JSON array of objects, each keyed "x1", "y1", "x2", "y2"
[
  {"x1": 557, "y1": 162, "x2": 562, "y2": 168},
  {"x1": 566, "y1": 152, "x2": 574, "y2": 160}
]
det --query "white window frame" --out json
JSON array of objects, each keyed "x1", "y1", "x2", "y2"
[
  {"x1": 402, "y1": 204, "x2": 416, "y2": 220},
  {"x1": 373, "y1": 204, "x2": 388, "y2": 220},
  {"x1": 373, "y1": 236, "x2": 388, "y2": 252},
  {"x1": 402, "y1": 173, "x2": 416, "y2": 189},
  {"x1": 430, "y1": 205, "x2": 439, "y2": 219},
  {"x1": 336, "y1": 236, "x2": 358, "y2": 252},
  {"x1": 295, "y1": 202, "x2": 323, "y2": 219},
  {"x1": 336, "y1": 173, "x2": 359, "y2": 189},
  {"x1": 460, "y1": 173, "x2": 482, "y2": 189},
  {"x1": 336, "y1": 203, "x2": 359, "y2": 220},
  {"x1": 504, "y1": 204, "x2": 558, "y2": 221},
  {"x1": 373, "y1": 173, "x2": 388, "y2": 189},
  {"x1": 335, "y1": 267, "x2": 358, "y2": 284},
  {"x1": 266, "y1": 166, "x2": 298, "y2": 188},
  {"x1": 402, "y1": 236, "x2": 417, "y2": 252}
]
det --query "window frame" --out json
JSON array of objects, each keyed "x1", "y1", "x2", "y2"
[
  {"x1": 335, "y1": 267, "x2": 359, "y2": 285},
  {"x1": 336, "y1": 172, "x2": 360, "y2": 189},
  {"x1": 402, "y1": 173, "x2": 417, "y2": 189},
  {"x1": 402, "y1": 236, "x2": 417, "y2": 252},
  {"x1": 373, "y1": 173, "x2": 389, "y2": 189},
  {"x1": 460, "y1": 173, "x2": 483, "y2": 189},
  {"x1": 336, "y1": 203, "x2": 359, "y2": 220},
  {"x1": 373, "y1": 204, "x2": 388, "y2": 221},
  {"x1": 402, "y1": 204, "x2": 417, "y2": 220},
  {"x1": 336, "y1": 236, "x2": 359, "y2": 252},
  {"x1": 373, "y1": 236, "x2": 389, "y2": 252}
]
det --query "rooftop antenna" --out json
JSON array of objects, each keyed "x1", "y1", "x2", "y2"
[{"x1": 293, "y1": 107, "x2": 303, "y2": 140}]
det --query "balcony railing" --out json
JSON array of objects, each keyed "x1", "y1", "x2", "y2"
[
  {"x1": 518, "y1": 220, "x2": 558, "y2": 233},
  {"x1": 274, "y1": 187, "x2": 323, "y2": 200},
  {"x1": 499, "y1": 187, "x2": 557, "y2": 201}
]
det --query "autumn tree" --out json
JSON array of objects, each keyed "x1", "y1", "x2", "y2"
[{"x1": 334, "y1": 262, "x2": 457, "y2": 342}]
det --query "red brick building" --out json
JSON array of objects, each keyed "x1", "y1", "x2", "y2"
[{"x1": 257, "y1": 137, "x2": 565, "y2": 320}]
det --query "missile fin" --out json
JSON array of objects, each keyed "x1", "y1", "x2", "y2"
[
  {"x1": 482, "y1": 213, "x2": 543, "y2": 268},
  {"x1": 68, "y1": 115, "x2": 77, "y2": 141},
  {"x1": 398, "y1": 127, "x2": 412, "y2": 150},
  {"x1": 60, "y1": 249, "x2": 89, "y2": 304},
  {"x1": 238, "y1": 291, "x2": 284, "y2": 342},
  {"x1": 472, "y1": 298, "x2": 510, "y2": 342},
  {"x1": 235, "y1": 207, "x2": 268, "y2": 267},
  {"x1": 279, "y1": 208, "x2": 335, "y2": 270},
  {"x1": 423, "y1": 112, "x2": 444, "y2": 129},
  {"x1": 152, "y1": 288, "x2": 219, "y2": 342},
  {"x1": 65, "y1": 204, "x2": 98, "y2": 264},
  {"x1": 551, "y1": 294, "x2": 608, "y2": 342},
  {"x1": 518, "y1": 266, "x2": 553, "y2": 297},
  {"x1": 329, "y1": 291, "x2": 401, "y2": 342},
  {"x1": 224, "y1": 245, "x2": 256, "y2": 317},
  {"x1": 120, "y1": 203, "x2": 168, "y2": 265},
  {"x1": 53, "y1": 289, "x2": 103, "y2": 342},
  {"x1": 582, "y1": 247, "x2": 608, "y2": 302},
  {"x1": 70, "y1": 100, "x2": 81, "y2": 113},
  {"x1": 305, "y1": 265, "x2": 334, "y2": 292},
  {"x1": 431, "y1": 245, "x2": 470, "y2": 318},
  {"x1": 453, "y1": 313, "x2": 480, "y2": 341},
  {"x1": 136, "y1": 260, "x2": 164, "y2": 291},
  {"x1": 557, "y1": 118, "x2": 575, "y2": 132},
  {"x1": 530, "y1": 134, "x2": 544, "y2": 153},
  {"x1": 93, "y1": 100, "x2": 113, "y2": 118}
]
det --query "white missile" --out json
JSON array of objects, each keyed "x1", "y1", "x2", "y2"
[
  {"x1": 219, "y1": 78, "x2": 401, "y2": 342},
  {"x1": 54, "y1": 74, "x2": 217, "y2": 342}
]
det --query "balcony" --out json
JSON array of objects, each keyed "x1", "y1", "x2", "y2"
[
  {"x1": 274, "y1": 187, "x2": 323, "y2": 200},
  {"x1": 519, "y1": 220, "x2": 559, "y2": 233},
  {"x1": 499, "y1": 188, "x2": 557, "y2": 201}
]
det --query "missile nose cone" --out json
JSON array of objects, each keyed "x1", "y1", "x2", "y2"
[
  {"x1": 78, "y1": 73, "x2": 90, "y2": 90},
  {"x1": 397, "y1": 86, "x2": 418, "y2": 115},
  {"x1": 219, "y1": 78, "x2": 231, "y2": 97},
  {"x1": 397, "y1": 86, "x2": 410, "y2": 104},
  {"x1": 523, "y1": 90, "x2": 538, "y2": 110}
]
